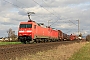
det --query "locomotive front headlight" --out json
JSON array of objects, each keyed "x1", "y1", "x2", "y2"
[
  {"x1": 27, "y1": 30, "x2": 32, "y2": 32},
  {"x1": 19, "y1": 31, "x2": 24, "y2": 32}
]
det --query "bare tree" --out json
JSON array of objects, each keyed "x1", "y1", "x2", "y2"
[{"x1": 7, "y1": 28, "x2": 16, "y2": 41}]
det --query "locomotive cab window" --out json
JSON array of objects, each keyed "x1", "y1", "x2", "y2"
[{"x1": 20, "y1": 24, "x2": 32, "y2": 28}]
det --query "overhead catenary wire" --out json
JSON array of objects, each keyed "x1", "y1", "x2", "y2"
[
  {"x1": 2, "y1": 0, "x2": 53, "y2": 22},
  {"x1": 3, "y1": 0, "x2": 23, "y2": 9},
  {"x1": 32, "y1": 0, "x2": 62, "y2": 26},
  {"x1": 69, "y1": 20, "x2": 77, "y2": 26},
  {"x1": 3, "y1": 0, "x2": 71, "y2": 27},
  {"x1": 2, "y1": 0, "x2": 55, "y2": 23},
  {"x1": 15, "y1": 0, "x2": 26, "y2": 7},
  {"x1": 42, "y1": 0, "x2": 62, "y2": 26},
  {"x1": 41, "y1": 0, "x2": 75, "y2": 28},
  {"x1": 3, "y1": 0, "x2": 80, "y2": 34},
  {"x1": 41, "y1": 0, "x2": 82, "y2": 34}
]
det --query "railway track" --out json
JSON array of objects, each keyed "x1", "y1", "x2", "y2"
[{"x1": 0, "y1": 40, "x2": 85, "y2": 60}]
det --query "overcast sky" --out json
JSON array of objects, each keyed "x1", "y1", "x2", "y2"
[{"x1": 0, "y1": 0, "x2": 90, "y2": 37}]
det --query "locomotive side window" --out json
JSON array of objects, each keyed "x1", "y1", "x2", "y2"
[{"x1": 20, "y1": 24, "x2": 32, "y2": 28}]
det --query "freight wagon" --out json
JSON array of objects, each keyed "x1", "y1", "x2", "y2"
[
  {"x1": 69, "y1": 34, "x2": 77, "y2": 41},
  {"x1": 58, "y1": 30, "x2": 63, "y2": 41}
]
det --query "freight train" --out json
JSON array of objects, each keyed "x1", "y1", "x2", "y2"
[{"x1": 18, "y1": 20, "x2": 77, "y2": 44}]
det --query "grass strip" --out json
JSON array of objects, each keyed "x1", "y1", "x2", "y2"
[
  {"x1": 0, "y1": 42, "x2": 21, "y2": 45},
  {"x1": 69, "y1": 42, "x2": 90, "y2": 60}
]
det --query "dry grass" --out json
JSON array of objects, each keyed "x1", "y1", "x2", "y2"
[{"x1": 17, "y1": 42, "x2": 87, "y2": 60}]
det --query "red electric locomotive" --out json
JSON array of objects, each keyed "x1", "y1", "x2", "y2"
[
  {"x1": 18, "y1": 20, "x2": 59, "y2": 44},
  {"x1": 50, "y1": 28, "x2": 59, "y2": 41}
]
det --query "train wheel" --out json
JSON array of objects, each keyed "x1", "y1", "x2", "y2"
[
  {"x1": 42, "y1": 39, "x2": 45, "y2": 43},
  {"x1": 20, "y1": 40, "x2": 23, "y2": 43},
  {"x1": 23, "y1": 40, "x2": 26, "y2": 44},
  {"x1": 35, "y1": 39, "x2": 37, "y2": 43},
  {"x1": 20, "y1": 40, "x2": 26, "y2": 44},
  {"x1": 43, "y1": 39, "x2": 45, "y2": 43},
  {"x1": 27, "y1": 40, "x2": 30, "y2": 44},
  {"x1": 35, "y1": 39, "x2": 40, "y2": 43}
]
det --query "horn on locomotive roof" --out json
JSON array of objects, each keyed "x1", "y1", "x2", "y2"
[{"x1": 27, "y1": 12, "x2": 35, "y2": 21}]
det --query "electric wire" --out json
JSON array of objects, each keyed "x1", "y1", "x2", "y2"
[
  {"x1": 3, "y1": 0, "x2": 23, "y2": 9},
  {"x1": 42, "y1": 0, "x2": 61, "y2": 26},
  {"x1": 15, "y1": 0, "x2": 58, "y2": 23},
  {"x1": 41, "y1": 0, "x2": 76, "y2": 33},
  {"x1": 32, "y1": 0, "x2": 62, "y2": 26},
  {"x1": 3, "y1": 0, "x2": 80, "y2": 35}
]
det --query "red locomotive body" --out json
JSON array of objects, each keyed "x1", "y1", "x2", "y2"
[
  {"x1": 18, "y1": 20, "x2": 59, "y2": 43},
  {"x1": 50, "y1": 29, "x2": 58, "y2": 41}
]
